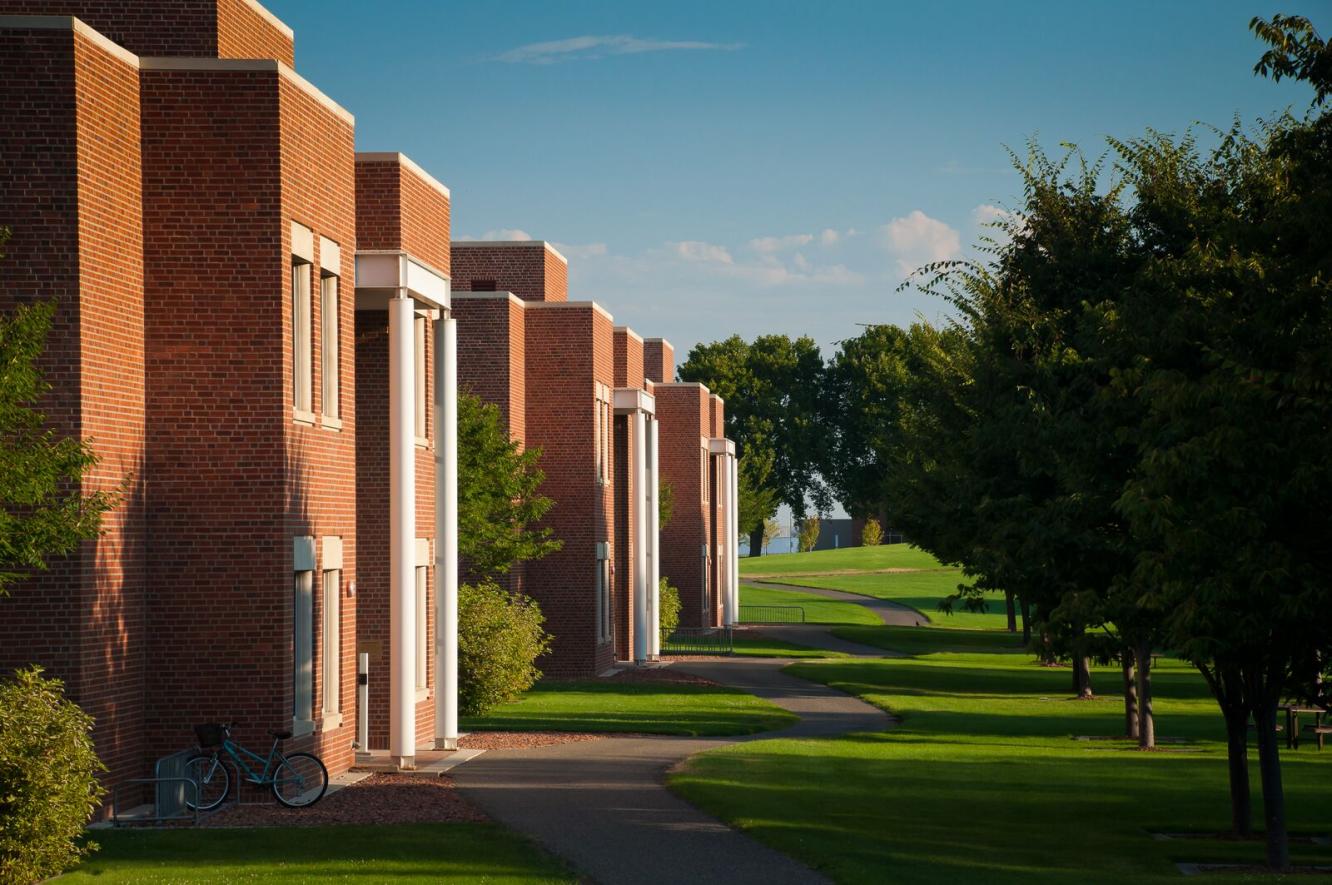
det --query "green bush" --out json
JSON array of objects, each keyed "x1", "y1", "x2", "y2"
[
  {"x1": 659, "y1": 577, "x2": 682, "y2": 641},
  {"x1": 798, "y1": 516, "x2": 821, "y2": 552},
  {"x1": 861, "y1": 517, "x2": 883, "y2": 547},
  {"x1": 0, "y1": 666, "x2": 105, "y2": 885},
  {"x1": 458, "y1": 581, "x2": 552, "y2": 717}
]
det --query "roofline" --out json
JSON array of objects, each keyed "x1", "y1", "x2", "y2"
[
  {"x1": 355, "y1": 152, "x2": 451, "y2": 200},
  {"x1": 452, "y1": 239, "x2": 568, "y2": 266}
]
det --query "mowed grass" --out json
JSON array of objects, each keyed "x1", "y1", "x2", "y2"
[
  {"x1": 460, "y1": 679, "x2": 797, "y2": 736},
  {"x1": 670, "y1": 630, "x2": 1332, "y2": 883},
  {"x1": 61, "y1": 823, "x2": 574, "y2": 883},
  {"x1": 740, "y1": 584, "x2": 883, "y2": 626},
  {"x1": 743, "y1": 544, "x2": 1008, "y2": 630},
  {"x1": 732, "y1": 632, "x2": 847, "y2": 658},
  {"x1": 740, "y1": 543, "x2": 942, "y2": 576}
]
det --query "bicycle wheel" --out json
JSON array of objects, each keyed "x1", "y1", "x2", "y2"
[
  {"x1": 271, "y1": 752, "x2": 328, "y2": 808},
  {"x1": 184, "y1": 754, "x2": 230, "y2": 811}
]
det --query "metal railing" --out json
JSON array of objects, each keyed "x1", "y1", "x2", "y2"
[
  {"x1": 661, "y1": 627, "x2": 734, "y2": 655},
  {"x1": 739, "y1": 604, "x2": 806, "y2": 624}
]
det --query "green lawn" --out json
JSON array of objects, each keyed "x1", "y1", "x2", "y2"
[
  {"x1": 62, "y1": 823, "x2": 573, "y2": 883},
  {"x1": 740, "y1": 543, "x2": 943, "y2": 577},
  {"x1": 670, "y1": 628, "x2": 1332, "y2": 883},
  {"x1": 742, "y1": 545, "x2": 1009, "y2": 630},
  {"x1": 732, "y1": 632, "x2": 846, "y2": 658},
  {"x1": 740, "y1": 584, "x2": 883, "y2": 626},
  {"x1": 461, "y1": 679, "x2": 798, "y2": 735},
  {"x1": 834, "y1": 624, "x2": 1025, "y2": 656}
]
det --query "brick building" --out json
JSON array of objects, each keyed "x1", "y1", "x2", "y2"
[{"x1": 0, "y1": 1, "x2": 460, "y2": 798}]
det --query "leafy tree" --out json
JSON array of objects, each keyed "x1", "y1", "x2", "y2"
[
  {"x1": 457, "y1": 391, "x2": 561, "y2": 582},
  {"x1": 657, "y1": 479, "x2": 674, "y2": 530},
  {"x1": 1251, "y1": 14, "x2": 1332, "y2": 105},
  {"x1": 658, "y1": 577, "x2": 681, "y2": 642},
  {"x1": 860, "y1": 518, "x2": 883, "y2": 547},
  {"x1": 0, "y1": 244, "x2": 115, "y2": 597},
  {"x1": 679, "y1": 333, "x2": 830, "y2": 556},
  {"x1": 761, "y1": 518, "x2": 781, "y2": 554},
  {"x1": 797, "y1": 516, "x2": 820, "y2": 553},
  {"x1": 0, "y1": 666, "x2": 105, "y2": 883}
]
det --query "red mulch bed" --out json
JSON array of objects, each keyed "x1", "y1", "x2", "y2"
[
  {"x1": 458, "y1": 731, "x2": 608, "y2": 750},
  {"x1": 201, "y1": 773, "x2": 486, "y2": 828}
]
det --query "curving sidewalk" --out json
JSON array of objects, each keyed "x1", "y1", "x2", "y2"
[{"x1": 451, "y1": 626, "x2": 896, "y2": 885}]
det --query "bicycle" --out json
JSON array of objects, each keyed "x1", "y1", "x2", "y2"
[{"x1": 185, "y1": 722, "x2": 328, "y2": 811}]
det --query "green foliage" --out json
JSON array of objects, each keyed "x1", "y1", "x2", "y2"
[
  {"x1": 658, "y1": 577, "x2": 681, "y2": 641},
  {"x1": 680, "y1": 334, "x2": 829, "y2": 518},
  {"x1": 457, "y1": 581, "x2": 552, "y2": 717},
  {"x1": 1251, "y1": 14, "x2": 1331, "y2": 106},
  {"x1": 457, "y1": 392, "x2": 561, "y2": 582},
  {"x1": 0, "y1": 666, "x2": 105, "y2": 884},
  {"x1": 0, "y1": 287, "x2": 115, "y2": 597},
  {"x1": 657, "y1": 480, "x2": 673, "y2": 530},
  {"x1": 797, "y1": 516, "x2": 820, "y2": 553},
  {"x1": 860, "y1": 518, "x2": 883, "y2": 547},
  {"x1": 761, "y1": 518, "x2": 781, "y2": 553}
]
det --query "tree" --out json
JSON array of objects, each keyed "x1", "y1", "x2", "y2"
[
  {"x1": 457, "y1": 391, "x2": 561, "y2": 581},
  {"x1": 737, "y1": 449, "x2": 779, "y2": 555},
  {"x1": 798, "y1": 516, "x2": 820, "y2": 553},
  {"x1": 679, "y1": 333, "x2": 830, "y2": 549},
  {"x1": 658, "y1": 479, "x2": 674, "y2": 530},
  {"x1": 0, "y1": 229, "x2": 114, "y2": 598},
  {"x1": 762, "y1": 518, "x2": 781, "y2": 554},
  {"x1": 457, "y1": 580, "x2": 551, "y2": 716},
  {"x1": 860, "y1": 518, "x2": 883, "y2": 547}
]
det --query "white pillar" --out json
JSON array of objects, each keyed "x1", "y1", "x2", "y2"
[
  {"x1": 720, "y1": 453, "x2": 735, "y2": 627},
  {"x1": 730, "y1": 453, "x2": 740, "y2": 624},
  {"x1": 388, "y1": 293, "x2": 417, "y2": 769},
  {"x1": 648, "y1": 417, "x2": 661, "y2": 658},
  {"x1": 434, "y1": 316, "x2": 459, "y2": 750},
  {"x1": 632, "y1": 410, "x2": 649, "y2": 663}
]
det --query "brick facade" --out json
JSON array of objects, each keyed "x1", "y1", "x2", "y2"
[
  {"x1": 654, "y1": 383, "x2": 715, "y2": 628},
  {"x1": 452, "y1": 241, "x2": 568, "y2": 302}
]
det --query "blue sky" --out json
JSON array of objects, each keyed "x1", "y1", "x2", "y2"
[{"x1": 271, "y1": 0, "x2": 1317, "y2": 359}]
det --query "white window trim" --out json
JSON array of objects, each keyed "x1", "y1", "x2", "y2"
[
  {"x1": 321, "y1": 271, "x2": 340, "y2": 423},
  {"x1": 293, "y1": 568, "x2": 315, "y2": 738},
  {"x1": 320, "y1": 567, "x2": 341, "y2": 729},
  {"x1": 292, "y1": 245, "x2": 313, "y2": 417}
]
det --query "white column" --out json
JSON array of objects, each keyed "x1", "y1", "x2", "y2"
[
  {"x1": 388, "y1": 293, "x2": 417, "y2": 769},
  {"x1": 434, "y1": 316, "x2": 459, "y2": 750},
  {"x1": 730, "y1": 453, "x2": 740, "y2": 625},
  {"x1": 648, "y1": 417, "x2": 661, "y2": 658},
  {"x1": 720, "y1": 453, "x2": 735, "y2": 626},
  {"x1": 632, "y1": 409, "x2": 649, "y2": 663}
]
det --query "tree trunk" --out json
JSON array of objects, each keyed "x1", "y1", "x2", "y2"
[
  {"x1": 1136, "y1": 640, "x2": 1155, "y2": 749},
  {"x1": 1074, "y1": 655, "x2": 1093, "y2": 699},
  {"x1": 1122, "y1": 650, "x2": 1139, "y2": 740},
  {"x1": 1253, "y1": 698, "x2": 1289, "y2": 869},
  {"x1": 1020, "y1": 597, "x2": 1031, "y2": 645},
  {"x1": 748, "y1": 527, "x2": 764, "y2": 558},
  {"x1": 1223, "y1": 705, "x2": 1253, "y2": 836},
  {"x1": 1005, "y1": 590, "x2": 1017, "y2": 633}
]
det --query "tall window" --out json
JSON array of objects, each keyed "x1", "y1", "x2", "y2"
[
  {"x1": 414, "y1": 316, "x2": 427, "y2": 440},
  {"x1": 595, "y1": 384, "x2": 612, "y2": 484},
  {"x1": 321, "y1": 568, "x2": 340, "y2": 720},
  {"x1": 596, "y1": 543, "x2": 612, "y2": 642},
  {"x1": 292, "y1": 256, "x2": 313, "y2": 414},
  {"x1": 321, "y1": 272, "x2": 339, "y2": 420},
  {"x1": 293, "y1": 570, "x2": 314, "y2": 728},
  {"x1": 701, "y1": 447, "x2": 710, "y2": 503},
  {"x1": 415, "y1": 565, "x2": 428, "y2": 690}
]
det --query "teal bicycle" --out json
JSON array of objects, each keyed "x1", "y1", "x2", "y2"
[{"x1": 186, "y1": 722, "x2": 328, "y2": 810}]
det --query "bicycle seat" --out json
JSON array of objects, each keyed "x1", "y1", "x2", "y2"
[{"x1": 269, "y1": 729, "x2": 293, "y2": 740}]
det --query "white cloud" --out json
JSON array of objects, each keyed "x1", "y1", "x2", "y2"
[
  {"x1": 672, "y1": 240, "x2": 733, "y2": 264},
  {"x1": 495, "y1": 35, "x2": 744, "y2": 64},
  {"x1": 552, "y1": 241, "x2": 608, "y2": 260},
  {"x1": 881, "y1": 210, "x2": 961, "y2": 278},
  {"x1": 819, "y1": 228, "x2": 841, "y2": 246},
  {"x1": 479, "y1": 228, "x2": 533, "y2": 241},
  {"x1": 971, "y1": 204, "x2": 1012, "y2": 226},
  {"x1": 749, "y1": 233, "x2": 814, "y2": 253}
]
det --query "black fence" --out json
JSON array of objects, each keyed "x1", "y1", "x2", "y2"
[{"x1": 661, "y1": 627, "x2": 734, "y2": 655}]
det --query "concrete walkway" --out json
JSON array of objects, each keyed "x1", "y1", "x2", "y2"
[{"x1": 452, "y1": 627, "x2": 896, "y2": 885}]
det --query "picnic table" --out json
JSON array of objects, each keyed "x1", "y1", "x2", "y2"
[{"x1": 1280, "y1": 705, "x2": 1331, "y2": 751}]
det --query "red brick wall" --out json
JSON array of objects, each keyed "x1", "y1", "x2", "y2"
[
  {"x1": 278, "y1": 75, "x2": 358, "y2": 772},
  {"x1": 453, "y1": 294, "x2": 526, "y2": 445},
  {"x1": 452, "y1": 243, "x2": 566, "y2": 303},
  {"x1": 643, "y1": 338, "x2": 674, "y2": 384},
  {"x1": 654, "y1": 384, "x2": 712, "y2": 627},
  {"x1": 0, "y1": 22, "x2": 147, "y2": 801},
  {"x1": 354, "y1": 156, "x2": 451, "y2": 275},
  {"x1": 0, "y1": 1, "x2": 294, "y2": 64},
  {"x1": 522, "y1": 304, "x2": 615, "y2": 675}
]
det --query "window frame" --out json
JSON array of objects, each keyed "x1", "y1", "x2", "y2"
[
  {"x1": 292, "y1": 256, "x2": 313, "y2": 419},
  {"x1": 293, "y1": 569, "x2": 314, "y2": 735},
  {"x1": 320, "y1": 271, "x2": 339, "y2": 423}
]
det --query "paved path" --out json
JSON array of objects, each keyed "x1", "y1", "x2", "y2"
[
  {"x1": 745, "y1": 579, "x2": 929, "y2": 627},
  {"x1": 452, "y1": 637, "x2": 895, "y2": 884}
]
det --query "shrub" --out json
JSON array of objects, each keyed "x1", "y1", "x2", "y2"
[
  {"x1": 798, "y1": 516, "x2": 821, "y2": 552},
  {"x1": 458, "y1": 581, "x2": 552, "y2": 716},
  {"x1": 659, "y1": 577, "x2": 682, "y2": 641},
  {"x1": 861, "y1": 517, "x2": 884, "y2": 547},
  {"x1": 0, "y1": 666, "x2": 105, "y2": 884}
]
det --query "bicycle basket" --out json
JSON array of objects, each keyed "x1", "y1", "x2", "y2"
[{"x1": 194, "y1": 723, "x2": 227, "y2": 747}]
